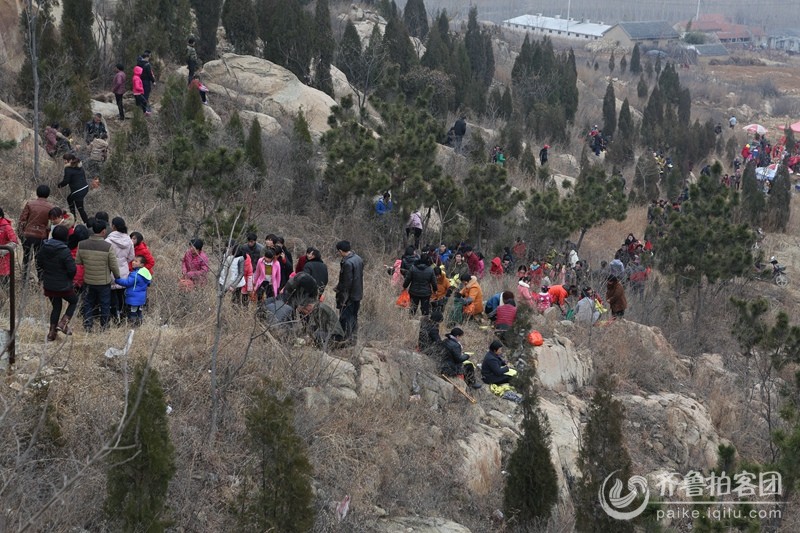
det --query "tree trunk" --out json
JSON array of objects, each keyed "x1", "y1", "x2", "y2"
[
  {"x1": 575, "y1": 227, "x2": 588, "y2": 251},
  {"x1": 26, "y1": 0, "x2": 40, "y2": 181}
]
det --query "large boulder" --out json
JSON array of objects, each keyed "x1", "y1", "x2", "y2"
[
  {"x1": 534, "y1": 334, "x2": 592, "y2": 392},
  {"x1": 0, "y1": 99, "x2": 33, "y2": 146},
  {"x1": 358, "y1": 347, "x2": 453, "y2": 407},
  {"x1": 620, "y1": 393, "x2": 720, "y2": 473},
  {"x1": 540, "y1": 395, "x2": 586, "y2": 501},
  {"x1": 456, "y1": 424, "x2": 505, "y2": 495},
  {"x1": 0, "y1": 0, "x2": 24, "y2": 71},
  {"x1": 198, "y1": 54, "x2": 337, "y2": 138}
]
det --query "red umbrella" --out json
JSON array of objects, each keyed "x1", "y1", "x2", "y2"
[{"x1": 743, "y1": 124, "x2": 768, "y2": 135}]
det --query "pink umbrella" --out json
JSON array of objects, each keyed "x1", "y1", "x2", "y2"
[
  {"x1": 743, "y1": 124, "x2": 768, "y2": 135},
  {"x1": 791, "y1": 121, "x2": 800, "y2": 134}
]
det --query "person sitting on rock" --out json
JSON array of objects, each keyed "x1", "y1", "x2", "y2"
[
  {"x1": 440, "y1": 327, "x2": 480, "y2": 389},
  {"x1": 481, "y1": 340, "x2": 518, "y2": 386},
  {"x1": 418, "y1": 309, "x2": 443, "y2": 356},
  {"x1": 491, "y1": 292, "x2": 517, "y2": 332}
]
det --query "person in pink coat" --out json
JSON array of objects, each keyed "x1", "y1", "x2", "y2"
[
  {"x1": 253, "y1": 248, "x2": 281, "y2": 301},
  {"x1": 181, "y1": 238, "x2": 210, "y2": 288},
  {"x1": 132, "y1": 65, "x2": 149, "y2": 115}
]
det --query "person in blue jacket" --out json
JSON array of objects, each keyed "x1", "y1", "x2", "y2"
[
  {"x1": 375, "y1": 192, "x2": 393, "y2": 217},
  {"x1": 114, "y1": 254, "x2": 152, "y2": 325}
]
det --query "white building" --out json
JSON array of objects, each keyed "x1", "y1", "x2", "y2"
[{"x1": 502, "y1": 14, "x2": 611, "y2": 41}]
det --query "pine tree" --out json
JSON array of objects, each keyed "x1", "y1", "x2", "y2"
[
  {"x1": 520, "y1": 144, "x2": 536, "y2": 176},
  {"x1": 608, "y1": 50, "x2": 615, "y2": 73},
  {"x1": 500, "y1": 86, "x2": 513, "y2": 120},
  {"x1": 610, "y1": 97, "x2": 635, "y2": 165},
  {"x1": 561, "y1": 49, "x2": 579, "y2": 122},
  {"x1": 637, "y1": 74, "x2": 648, "y2": 99},
  {"x1": 112, "y1": 0, "x2": 192, "y2": 64},
  {"x1": 631, "y1": 153, "x2": 661, "y2": 204},
  {"x1": 641, "y1": 86, "x2": 664, "y2": 148},
  {"x1": 105, "y1": 361, "x2": 176, "y2": 533},
  {"x1": 337, "y1": 21, "x2": 363, "y2": 85},
  {"x1": 503, "y1": 369, "x2": 558, "y2": 526},
  {"x1": 571, "y1": 163, "x2": 628, "y2": 250},
  {"x1": 313, "y1": 0, "x2": 335, "y2": 96},
  {"x1": 236, "y1": 389, "x2": 315, "y2": 532},
  {"x1": 575, "y1": 376, "x2": 634, "y2": 533},
  {"x1": 677, "y1": 87, "x2": 692, "y2": 126},
  {"x1": 245, "y1": 119, "x2": 266, "y2": 171},
  {"x1": 222, "y1": 0, "x2": 258, "y2": 55},
  {"x1": 402, "y1": 0, "x2": 429, "y2": 39},
  {"x1": 462, "y1": 164, "x2": 525, "y2": 243},
  {"x1": 765, "y1": 164, "x2": 791, "y2": 232},
  {"x1": 525, "y1": 186, "x2": 575, "y2": 254},
  {"x1": 654, "y1": 54, "x2": 662, "y2": 76},
  {"x1": 619, "y1": 53, "x2": 627, "y2": 73},
  {"x1": 740, "y1": 160, "x2": 765, "y2": 227},
  {"x1": 602, "y1": 80, "x2": 616, "y2": 139},
  {"x1": 659, "y1": 174, "x2": 754, "y2": 294},
  {"x1": 629, "y1": 43, "x2": 641, "y2": 74},
  {"x1": 420, "y1": 20, "x2": 448, "y2": 70}
]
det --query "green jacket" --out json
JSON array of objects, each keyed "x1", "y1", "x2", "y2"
[{"x1": 75, "y1": 234, "x2": 120, "y2": 286}]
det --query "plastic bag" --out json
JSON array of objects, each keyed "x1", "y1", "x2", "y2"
[
  {"x1": 527, "y1": 330, "x2": 544, "y2": 346},
  {"x1": 396, "y1": 289, "x2": 410, "y2": 308}
]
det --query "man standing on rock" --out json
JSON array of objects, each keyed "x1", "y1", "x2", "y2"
[
  {"x1": 187, "y1": 37, "x2": 202, "y2": 84},
  {"x1": 334, "y1": 240, "x2": 363, "y2": 344},
  {"x1": 452, "y1": 115, "x2": 466, "y2": 153}
]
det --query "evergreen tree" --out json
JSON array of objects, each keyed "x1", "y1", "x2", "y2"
[
  {"x1": 461, "y1": 164, "x2": 525, "y2": 243},
  {"x1": 658, "y1": 174, "x2": 754, "y2": 294},
  {"x1": 571, "y1": 163, "x2": 628, "y2": 249},
  {"x1": 61, "y1": 0, "x2": 97, "y2": 74},
  {"x1": 236, "y1": 389, "x2": 315, "y2": 532},
  {"x1": 222, "y1": 0, "x2": 258, "y2": 55},
  {"x1": 226, "y1": 110, "x2": 246, "y2": 145},
  {"x1": 258, "y1": 0, "x2": 314, "y2": 80},
  {"x1": 420, "y1": 19, "x2": 448, "y2": 70},
  {"x1": 575, "y1": 376, "x2": 634, "y2": 533},
  {"x1": 610, "y1": 97, "x2": 635, "y2": 165},
  {"x1": 740, "y1": 160, "x2": 765, "y2": 227},
  {"x1": 525, "y1": 186, "x2": 575, "y2": 254},
  {"x1": 654, "y1": 54, "x2": 662, "y2": 77},
  {"x1": 520, "y1": 144, "x2": 536, "y2": 176},
  {"x1": 608, "y1": 50, "x2": 615, "y2": 73},
  {"x1": 500, "y1": 120, "x2": 523, "y2": 160},
  {"x1": 245, "y1": 119, "x2": 266, "y2": 171},
  {"x1": 105, "y1": 361, "x2": 176, "y2": 533},
  {"x1": 190, "y1": 0, "x2": 223, "y2": 60},
  {"x1": 641, "y1": 86, "x2": 663, "y2": 148},
  {"x1": 112, "y1": 0, "x2": 192, "y2": 63},
  {"x1": 629, "y1": 43, "x2": 641, "y2": 74},
  {"x1": 619, "y1": 53, "x2": 627, "y2": 73},
  {"x1": 500, "y1": 86, "x2": 513, "y2": 120},
  {"x1": 382, "y1": 12, "x2": 417, "y2": 74},
  {"x1": 637, "y1": 74, "x2": 648, "y2": 99},
  {"x1": 291, "y1": 111, "x2": 315, "y2": 214},
  {"x1": 313, "y1": 0, "x2": 335, "y2": 96},
  {"x1": 677, "y1": 87, "x2": 692, "y2": 126},
  {"x1": 765, "y1": 164, "x2": 791, "y2": 232},
  {"x1": 503, "y1": 369, "x2": 558, "y2": 526},
  {"x1": 402, "y1": 0, "x2": 429, "y2": 39},
  {"x1": 561, "y1": 49, "x2": 579, "y2": 122},
  {"x1": 602, "y1": 80, "x2": 616, "y2": 139},
  {"x1": 336, "y1": 21, "x2": 363, "y2": 85}
]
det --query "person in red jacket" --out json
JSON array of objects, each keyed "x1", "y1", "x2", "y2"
[
  {"x1": 129, "y1": 232, "x2": 155, "y2": 271},
  {"x1": 0, "y1": 207, "x2": 18, "y2": 291},
  {"x1": 464, "y1": 246, "x2": 480, "y2": 276}
]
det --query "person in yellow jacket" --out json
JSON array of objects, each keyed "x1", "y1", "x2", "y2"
[{"x1": 460, "y1": 275, "x2": 484, "y2": 317}]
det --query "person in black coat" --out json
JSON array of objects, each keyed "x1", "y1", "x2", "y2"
[
  {"x1": 302, "y1": 248, "x2": 328, "y2": 294},
  {"x1": 137, "y1": 52, "x2": 157, "y2": 109},
  {"x1": 57, "y1": 153, "x2": 89, "y2": 223},
  {"x1": 37, "y1": 225, "x2": 77, "y2": 341},
  {"x1": 399, "y1": 245, "x2": 419, "y2": 277},
  {"x1": 403, "y1": 256, "x2": 437, "y2": 316},
  {"x1": 452, "y1": 116, "x2": 467, "y2": 153},
  {"x1": 481, "y1": 340, "x2": 517, "y2": 385},
  {"x1": 440, "y1": 328, "x2": 468, "y2": 376},
  {"x1": 418, "y1": 310, "x2": 443, "y2": 356}
]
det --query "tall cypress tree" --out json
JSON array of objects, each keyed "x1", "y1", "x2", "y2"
[
  {"x1": 740, "y1": 160, "x2": 765, "y2": 227},
  {"x1": 61, "y1": 0, "x2": 97, "y2": 73},
  {"x1": 112, "y1": 0, "x2": 192, "y2": 63},
  {"x1": 765, "y1": 164, "x2": 791, "y2": 232},
  {"x1": 236, "y1": 390, "x2": 315, "y2": 532},
  {"x1": 313, "y1": 0, "x2": 335, "y2": 96},
  {"x1": 383, "y1": 11, "x2": 417, "y2": 74},
  {"x1": 190, "y1": 0, "x2": 223, "y2": 60},
  {"x1": 257, "y1": 0, "x2": 313, "y2": 80},
  {"x1": 222, "y1": 0, "x2": 258, "y2": 55},
  {"x1": 602, "y1": 80, "x2": 616, "y2": 139},
  {"x1": 245, "y1": 119, "x2": 266, "y2": 171},
  {"x1": 575, "y1": 376, "x2": 634, "y2": 533},
  {"x1": 503, "y1": 369, "x2": 558, "y2": 525},
  {"x1": 105, "y1": 362, "x2": 176, "y2": 533},
  {"x1": 336, "y1": 21, "x2": 363, "y2": 85},
  {"x1": 629, "y1": 43, "x2": 642, "y2": 74},
  {"x1": 402, "y1": 0, "x2": 429, "y2": 39}
]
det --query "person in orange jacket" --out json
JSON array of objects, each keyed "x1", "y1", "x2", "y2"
[{"x1": 460, "y1": 275, "x2": 484, "y2": 317}]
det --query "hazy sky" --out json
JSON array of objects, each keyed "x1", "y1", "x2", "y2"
[{"x1": 395, "y1": 0, "x2": 799, "y2": 29}]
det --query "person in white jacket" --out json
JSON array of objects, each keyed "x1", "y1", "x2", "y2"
[
  {"x1": 219, "y1": 243, "x2": 246, "y2": 301},
  {"x1": 106, "y1": 217, "x2": 135, "y2": 323}
]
